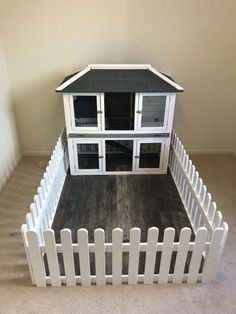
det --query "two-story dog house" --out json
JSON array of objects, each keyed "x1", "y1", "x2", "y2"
[{"x1": 56, "y1": 64, "x2": 183, "y2": 175}]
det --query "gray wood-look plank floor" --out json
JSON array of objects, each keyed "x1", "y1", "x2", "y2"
[{"x1": 50, "y1": 171, "x2": 195, "y2": 276}]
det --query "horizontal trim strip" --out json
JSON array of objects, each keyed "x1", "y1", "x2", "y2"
[{"x1": 68, "y1": 133, "x2": 170, "y2": 139}]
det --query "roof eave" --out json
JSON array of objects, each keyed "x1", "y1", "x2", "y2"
[{"x1": 56, "y1": 64, "x2": 184, "y2": 93}]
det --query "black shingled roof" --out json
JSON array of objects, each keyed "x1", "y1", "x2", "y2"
[{"x1": 57, "y1": 69, "x2": 182, "y2": 93}]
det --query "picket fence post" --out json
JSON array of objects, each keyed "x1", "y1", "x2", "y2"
[
  {"x1": 94, "y1": 229, "x2": 106, "y2": 285},
  {"x1": 112, "y1": 228, "x2": 123, "y2": 285},
  {"x1": 61, "y1": 229, "x2": 76, "y2": 286},
  {"x1": 78, "y1": 228, "x2": 91, "y2": 286},
  {"x1": 128, "y1": 228, "x2": 141, "y2": 285}
]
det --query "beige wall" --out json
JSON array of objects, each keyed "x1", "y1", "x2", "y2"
[
  {"x1": 0, "y1": 38, "x2": 20, "y2": 190},
  {"x1": 0, "y1": 0, "x2": 235, "y2": 154}
]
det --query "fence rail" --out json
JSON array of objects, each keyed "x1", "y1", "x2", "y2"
[{"x1": 21, "y1": 130, "x2": 228, "y2": 287}]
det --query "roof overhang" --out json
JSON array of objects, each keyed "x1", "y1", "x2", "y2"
[{"x1": 56, "y1": 64, "x2": 184, "y2": 93}]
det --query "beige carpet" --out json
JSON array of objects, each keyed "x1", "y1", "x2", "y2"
[{"x1": 0, "y1": 155, "x2": 235, "y2": 314}]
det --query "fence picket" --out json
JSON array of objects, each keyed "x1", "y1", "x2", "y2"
[
  {"x1": 30, "y1": 203, "x2": 37, "y2": 226},
  {"x1": 44, "y1": 230, "x2": 61, "y2": 286},
  {"x1": 173, "y1": 227, "x2": 191, "y2": 283},
  {"x1": 187, "y1": 160, "x2": 193, "y2": 179},
  {"x1": 172, "y1": 155, "x2": 177, "y2": 179},
  {"x1": 43, "y1": 172, "x2": 49, "y2": 193},
  {"x1": 193, "y1": 206, "x2": 200, "y2": 229},
  {"x1": 159, "y1": 228, "x2": 175, "y2": 284},
  {"x1": 208, "y1": 202, "x2": 217, "y2": 224},
  {"x1": 128, "y1": 228, "x2": 141, "y2": 285},
  {"x1": 200, "y1": 185, "x2": 207, "y2": 206},
  {"x1": 186, "y1": 190, "x2": 192, "y2": 216},
  {"x1": 190, "y1": 199, "x2": 196, "y2": 224},
  {"x1": 27, "y1": 230, "x2": 46, "y2": 287},
  {"x1": 203, "y1": 192, "x2": 211, "y2": 215},
  {"x1": 34, "y1": 195, "x2": 41, "y2": 216},
  {"x1": 48, "y1": 161, "x2": 53, "y2": 180},
  {"x1": 202, "y1": 227, "x2": 225, "y2": 283},
  {"x1": 21, "y1": 225, "x2": 35, "y2": 285},
  {"x1": 187, "y1": 227, "x2": 207, "y2": 283},
  {"x1": 144, "y1": 227, "x2": 159, "y2": 284},
  {"x1": 112, "y1": 228, "x2": 123, "y2": 285},
  {"x1": 183, "y1": 183, "x2": 189, "y2": 206},
  {"x1": 61, "y1": 229, "x2": 76, "y2": 286},
  {"x1": 78, "y1": 229, "x2": 91, "y2": 285},
  {"x1": 41, "y1": 179, "x2": 47, "y2": 200},
  {"x1": 193, "y1": 171, "x2": 199, "y2": 190},
  {"x1": 47, "y1": 193, "x2": 54, "y2": 223},
  {"x1": 94, "y1": 229, "x2": 106, "y2": 285},
  {"x1": 196, "y1": 178, "x2": 203, "y2": 197},
  {"x1": 212, "y1": 211, "x2": 222, "y2": 229},
  {"x1": 26, "y1": 213, "x2": 34, "y2": 229},
  {"x1": 37, "y1": 186, "x2": 44, "y2": 208}
]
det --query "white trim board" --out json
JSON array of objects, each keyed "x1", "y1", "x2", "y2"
[
  {"x1": 23, "y1": 151, "x2": 51, "y2": 157},
  {"x1": 56, "y1": 66, "x2": 91, "y2": 91},
  {"x1": 0, "y1": 154, "x2": 22, "y2": 193},
  {"x1": 56, "y1": 64, "x2": 184, "y2": 92},
  {"x1": 148, "y1": 65, "x2": 183, "y2": 91},
  {"x1": 90, "y1": 64, "x2": 151, "y2": 69}
]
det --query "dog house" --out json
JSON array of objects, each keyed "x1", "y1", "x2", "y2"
[
  {"x1": 56, "y1": 64, "x2": 183, "y2": 175},
  {"x1": 20, "y1": 65, "x2": 228, "y2": 287}
]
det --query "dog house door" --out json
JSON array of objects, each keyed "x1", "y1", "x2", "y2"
[
  {"x1": 137, "y1": 93, "x2": 171, "y2": 132},
  {"x1": 104, "y1": 139, "x2": 135, "y2": 172},
  {"x1": 135, "y1": 139, "x2": 166, "y2": 173},
  {"x1": 69, "y1": 93, "x2": 102, "y2": 131},
  {"x1": 71, "y1": 139, "x2": 103, "y2": 174}
]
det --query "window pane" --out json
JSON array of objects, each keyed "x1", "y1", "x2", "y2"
[
  {"x1": 141, "y1": 96, "x2": 166, "y2": 128},
  {"x1": 73, "y1": 96, "x2": 97, "y2": 127},
  {"x1": 139, "y1": 143, "x2": 161, "y2": 168},
  {"x1": 106, "y1": 140, "x2": 133, "y2": 171},
  {"x1": 105, "y1": 93, "x2": 135, "y2": 130},
  {"x1": 77, "y1": 143, "x2": 99, "y2": 169}
]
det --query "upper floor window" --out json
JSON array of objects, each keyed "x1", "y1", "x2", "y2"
[{"x1": 105, "y1": 93, "x2": 135, "y2": 130}]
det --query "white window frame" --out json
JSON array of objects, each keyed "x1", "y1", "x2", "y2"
[
  {"x1": 68, "y1": 137, "x2": 170, "y2": 175},
  {"x1": 135, "y1": 138, "x2": 168, "y2": 173},
  {"x1": 68, "y1": 93, "x2": 103, "y2": 132},
  {"x1": 136, "y1": 93, "x2": 173, "y2": 133},
  {"x1": 64, "y1": 92, "x2": 176, "y2": 134},
  {"x1": 68, "y1": 138, "x2": 103, "y2": 175},
  {"x1": 102, "y1": 138, "x2": 136, "y2": 174}
]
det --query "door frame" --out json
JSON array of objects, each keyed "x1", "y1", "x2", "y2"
[
  {"x1": 136, "y1": 93, "x2": 172, "y2": 132},
  {"x1": 102, "y1": 138, "x2": 136, "y2": 174},
  {"x1": 135, "y1": 138, "x2": 168, "y2": 173},
  {"x1": 68, "y1": 93, "x2": 103, "y2": 132},
  {"x1": 69, "y1": 138, "x2": 103, "y2": 175}
]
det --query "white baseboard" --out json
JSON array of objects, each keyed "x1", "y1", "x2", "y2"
[
  {"x1": 188, "y1": 149, "x2": 234, "y2": 156},
  {"x1": 0, "y1": 154, "x2": 22, "y2": 193},
  {"x1": 23, "y1": 151, "x2": 51, "y2": 157}
]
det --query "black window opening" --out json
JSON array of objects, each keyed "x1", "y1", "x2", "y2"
[
  {"x1": 73, "y1": 96, "x2": 97, "y2": 127},
  {"x1": 77, "y1": 143, "x2": 99, "y2": 169},
  {"x1": 139, "y1": 143, "x2": 161, "y2": 168},
  {"x1": 105, "y1": 140, "x2": 133, "y2": 172},
  {"x1": 105, "y1": 93, "x2": 135, "y2": 130}
]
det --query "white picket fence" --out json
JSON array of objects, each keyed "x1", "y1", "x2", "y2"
[{"x1": 21, "y1": 131, "x2": 228, "y2": 287}]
